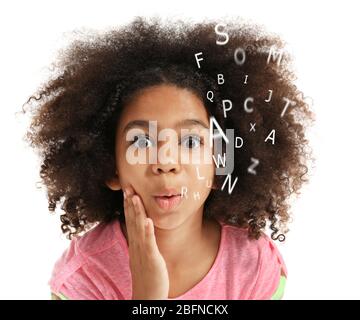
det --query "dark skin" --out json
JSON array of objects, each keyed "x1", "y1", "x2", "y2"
[
  {"x1": 120, "y1": 195, "x2": 221, "y2": 298},
  {"x1": 106, "y1": 84, "x2": 222, "y2": 298}
]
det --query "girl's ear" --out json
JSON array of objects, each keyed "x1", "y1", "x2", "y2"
[{"x1": 105, "y1": 171, "x2": 122, "y2": 191}]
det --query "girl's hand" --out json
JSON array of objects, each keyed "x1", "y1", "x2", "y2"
[{"x1": 123, "y1": 186, "x2": 170, "y2": 300}]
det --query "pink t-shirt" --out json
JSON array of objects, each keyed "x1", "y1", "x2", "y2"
[{"x1": 48, "y1": 218, "x2": 287, "y2": 300}]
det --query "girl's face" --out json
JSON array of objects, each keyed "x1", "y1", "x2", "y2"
[{"x1": 107, "y1": 84, "x2": 216, "y2": 229}]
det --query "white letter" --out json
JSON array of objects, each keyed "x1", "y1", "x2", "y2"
[
  {"x1": 125, "y1": 128, "x2": 147, "y2": 165},
  {"x1": 221, "y1": 174, "x2": 238, "y2": 195},
  {"x1": 244, "y1": 97, "x2": 254, "y2": 113},
  {"x1": 209, "y1": 116, "x2": 229, "y2": 148},
  {"x1": 235, "y1": 137, "x2": 243, "y2": 148},
  {"x1": 158, "y1": 128, "x2": 178, "y2": 163},
  {"x1": 265, "y1": 89, "x2": 273, "y2": 102},
  {"x1": 222, "y1": 99, "x2": 232, "y2": 118},
  {"x1": 248, "y1": 157, "x2": 259, "y2": 175},
  {"x1": 193, "y1": 191, "x2": 200, "y2": 200},
  {"x1": 195, "y1": 52, "x2": 203, "y2": 69},
  {"x1": 264, "y1": 129, "x2": 275, "y2": 145},
  {"x1": 281, "y1": 97, "x2": 296, "y2": 117},
  {"x1": 196, "y1": 166, "x2": 205, "y2": 180},
  {"x1": 212, "y1": 153, "x2": 226, "y2": 168},
  {"x1": 149, "y1": 120, "x2": 158, "y2": 164},
  {"x1": 215, "y1": 23, "x2": 229, "y2": 45},
  {"x1": 206, "y1": 179, "x2": 213, "y2": 188},
  {"x1": 234, "y1": 47, "x2": 246, "y2": 66},
  {"x1": 181, "y1": 186, "x2": 188, "y2": 199},
  {"x1": 217, "y1": 73, "x2": 225, "y2": 85},
  {"x1": 267, "y1": 46, "x2": 283, "y2": 66}
]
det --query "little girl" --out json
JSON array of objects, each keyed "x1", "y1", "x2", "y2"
[{"x1": 24, "y1": 16, "x2": 313, "y2": 300}]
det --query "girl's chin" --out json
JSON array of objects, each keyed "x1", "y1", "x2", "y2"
[{"x1": 147, "y1": 212, "x2": 187, "y2": 230}]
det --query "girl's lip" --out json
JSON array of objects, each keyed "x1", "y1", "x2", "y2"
[
  {"x1": 153, "y1": 195, "x2": 182, "y2": 211},
  {"x1": 153, "y1": 187, "x2": 180, "y2": 197}
]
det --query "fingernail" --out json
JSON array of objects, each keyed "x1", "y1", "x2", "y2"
[{"x1": 132, "y1": 196, "x2": 136, "y2": 205}]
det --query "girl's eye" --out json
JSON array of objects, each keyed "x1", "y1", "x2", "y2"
[
  {"x1": 131, "y1": 134, "x2": 154, "y2": 149},
  {"x1": 130, "y1": 134, "x2": 203, "y2": 149},
  {"x1": 181, "y1": 135, "x2": 202, "y2": 149}
]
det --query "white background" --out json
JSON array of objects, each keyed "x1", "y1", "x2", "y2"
[{"x1": 0, "y1": 0, "x2": 359, "y2": 300}]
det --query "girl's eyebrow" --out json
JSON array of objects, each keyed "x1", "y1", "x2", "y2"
[{"x1": 122, "y1": 118, "x2": 209, "y2": 134}]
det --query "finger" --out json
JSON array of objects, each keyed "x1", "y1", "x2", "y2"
[
  {"x1": 123, "y1": 190, "x2": 129, "y2": 213},
  {"x1": 132, "y1": 194, "x2": 148, "y2": 219},
  {"x1": 125, "y1": 185, "x2": 135, "y2": 197},
  {"x1": 132, "y1": 195, "x2": 146, "y2": 241},
  {"x1": 123, "y1": 189, "x2": 132, "y2": 223},
  {"x1": 123, "y1": 190, "x2": 137, "y2": 245},
  {"x1": 124, "y1": 186, "x2": 136, "y2": 218},
  {"x1": 144, "y1": 218, "x2": 159, "y2": 254}
]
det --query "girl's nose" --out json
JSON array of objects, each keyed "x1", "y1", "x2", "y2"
[
  {"x1": 150, "y1": 131, "x2": 181, "y2": 174},
  {"x1": 151, "y1": 158, "x2": 181, "y2": 175}
]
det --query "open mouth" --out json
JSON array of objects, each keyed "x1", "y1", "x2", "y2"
[{"x1": 153, "y1": 194, "x2": 182, "y2": 211}]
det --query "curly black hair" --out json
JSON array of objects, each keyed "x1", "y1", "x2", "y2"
[{"x1": 23, "y1": 16, "x2": 314, "y2": 241}]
